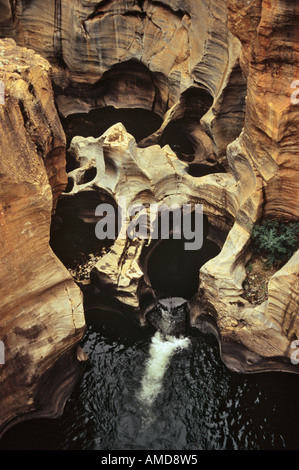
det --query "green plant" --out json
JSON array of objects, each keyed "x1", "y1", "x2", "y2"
[
  {"x1": 247, "y1": 263, "x2": 253, "y2": 273},
  {"x1": 251, "y1": 218, "x2": 299, "y2": 267}
]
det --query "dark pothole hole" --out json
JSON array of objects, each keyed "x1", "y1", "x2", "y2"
[
  {"x1": 141, "y1": 212, "x2": 221, "y2": 300},
  {"x1": 61, "y1": 106, "x2": 163, "y2": 154}
]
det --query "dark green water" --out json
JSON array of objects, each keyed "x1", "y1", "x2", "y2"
[{"x1": 1, "y1": 311, "x2": 299, "y2": 451}]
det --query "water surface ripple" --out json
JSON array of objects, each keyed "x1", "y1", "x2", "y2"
[{"x1": 1, "y1": 316, "x2": 299, "y2": 450}]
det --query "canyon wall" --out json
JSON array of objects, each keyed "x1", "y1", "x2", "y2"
[
  {"x1": 0, "y1": 0, "x2": 246, "y2": 161},
  {"x1": 227, "y1": 0, "x2": 299, "y2": 220},
  {"x1": 193, "y1": 0, "x2": 299, "y2": 373},
  {"x1": 0, "y1": 39, "x2": 86, "y2": 437},
  {"x1": 49, "y1": 0, "x2": 299, "y2": 374},
  {"x1": 0, "y1": 1, "x2": 298, "y2": 442}
]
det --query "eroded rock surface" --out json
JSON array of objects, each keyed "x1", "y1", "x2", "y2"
[
  {"x1": 0, "y1": 39, "x2": 86, "y2": 437},
  {"x1": 227, "y1": 0, "x2": 299, "y2": 220},
  {"x1": 52, "y1": 0, "x2": 299, "y2": 375},
  {"x1": 0, "y1": 0, "x2": 298, "y2": 390},
  {"x1": 0, "y1": 0, "x2": 236, "y2": 105},
  {"x1": 191, "y1": 0, "x2": 299, "y2": 373},
  {"x1": 0, "y1": 0, "x2": 246, "y2": 162},
  {"x1": 54, "y1": 123, "x2": 239, "y2": 316}
]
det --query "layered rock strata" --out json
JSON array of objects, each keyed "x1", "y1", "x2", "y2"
[
  {"x1": 0, "y1": 39, "x2": 86, "y2": 437},
  {"x1": 0, "y1": 0, "x2": 298, "y2": 384},
  {"x1": 0, "y1": 0, "x2": 246, "y2": 162},
  {"x1": 191, "y1": 0, "x2": 299, "y2": 373},
  {"x1": 54, "y1": 0, "x2": 299, "y2": 375}
]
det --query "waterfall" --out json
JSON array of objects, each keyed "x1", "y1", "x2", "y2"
[{"x1": 137, "y1": 298, "x2": 190, "y2": 409}]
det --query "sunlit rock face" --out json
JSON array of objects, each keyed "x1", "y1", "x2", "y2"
[
  {"x1": 54, "y1": 122, "x2": 237, "y2": 316},
  {"x1": 0, "y1": 0, "x2": 235, "y2": 101},
  {"x1": 55, "y1": 120, "x2": 299, "y2": 377},
  {"x1": 191, "y1": 0, "x2": 299, "y2": 374},
  {"x1": 226, "y1": 0, "x2": 299, "y2": 221},
  {"x1": 0, "y1": 0, "x2": 246, "y2": 163},
  {"x1": 0, "y1": 39, "x2": 86, "y2": 437},
  {"x1": 0, "y1": 37, "x2": 67, "y2": 211}
]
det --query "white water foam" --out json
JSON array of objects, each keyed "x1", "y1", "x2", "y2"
[{"x1": 137, "y1": 329, "x2": 190, "y2": 408}]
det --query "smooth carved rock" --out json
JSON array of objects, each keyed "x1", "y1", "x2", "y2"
[
  {"x1": 0, "y1": 39, "x2": 86, "y2": 437},
  {"x1": 227, "y1": 0, "x2": 299, "y2": 220},
  {"x1": 1, "y1": 0, "x2": 298, "y2": 381},
  {"x1": 0, "y1": 0, "x2": 246, "y2": 162},
  {"x1": 0, "y1": 0, "x2": 237, "y2": 106},
  {"x1": 57, "y1": 123, "x2": 264, "y2": 321},
  {"x1": 0, "y1": 37, "x2": 68, "y2": 210},
  {"x1": 56, "y1": 123, "x2": 246, "y2": 314},
  {"x1": 190, "y1": 0, "x2": 299, "y2": 373},
  {"x1": 60, "y1": 117, "x2": 299, "y2": 375}
]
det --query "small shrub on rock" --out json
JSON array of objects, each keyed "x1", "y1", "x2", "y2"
[{"x1": 251, "y1": 218, "x2": 299, "y2": 267}]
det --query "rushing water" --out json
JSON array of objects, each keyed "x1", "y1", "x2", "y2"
[
  {"x1": 136, "y1": 332, "x2": 190, "y2": 410},
  {"x1": 137, "y1": 301, "x2": 191, "y2": 411},
  {"x1": 2, "y1": 302, "x2": 299, "y2": 451}
]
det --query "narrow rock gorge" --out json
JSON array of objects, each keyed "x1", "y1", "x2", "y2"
[{"x1": 0, "y1": 0, "x2": 298, "y2": 446}]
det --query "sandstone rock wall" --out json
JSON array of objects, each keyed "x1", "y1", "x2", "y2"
[
  {"x1": 54, "y1": 123, "x2": 238, "y2": 313},
  {"x1": 0, "y1": 0, "x2": 237, "y2": 98},
  {"x1": 227, "y1": 0, "x2": 299, "y2": 220},
  {"x1": 0, "y1": 0, "x2": 246, "y2": 162},
  {"x1": 0, "y1": 39, "x2": 86, "y2": 437},
  {"x1": 193, "y1": 0, "x2": 299, "y2": 373}
]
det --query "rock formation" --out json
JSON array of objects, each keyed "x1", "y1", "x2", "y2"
[
  {"x1": 0, "y1": 0, "x2": 299, "y2": 443},
  {"x1": 193, "y1": 0, "x2": 299, "y2": 373},
  {"x1": 0, "y1": 39, "x2": 86, "y2": 437},
  {"x1": 53, "y1": 123, "x2": 237, "y2": 314},
  {"x1": 55, "y1": 106, "x2": 299, "y2": 374},
  {"x1": 52, "y1": 0, "x2": 299, "y2": 374},
  {"x1": 0, "y1": 0, "x2": 246, "y2": 161}
]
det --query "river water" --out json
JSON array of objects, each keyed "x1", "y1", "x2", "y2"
[{"x1": 1, "y1": 303, "x2": 299, "y2": 450}]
